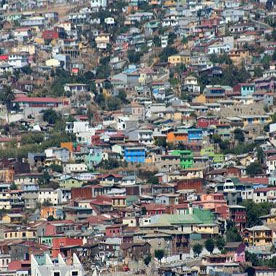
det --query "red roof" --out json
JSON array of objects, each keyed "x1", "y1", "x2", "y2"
[
  {"x1": 239, "y1": 177, "x2": 268, "y2": 185},
  {"x1": 13, "y1": 96, "x2": 62, "y2": 103},
  {"x1": 0, "y1": 55, "x2": 8, "y2": 61}
]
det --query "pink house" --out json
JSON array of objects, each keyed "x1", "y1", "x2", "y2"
[{"x1": 234, "y1": 243, "x2": 246, "y2": 263}]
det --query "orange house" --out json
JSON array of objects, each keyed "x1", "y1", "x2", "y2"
[
  {"x1": 167, "y1": 131, "x2": 188, "y2": 144},
  {"x1": 0, "y1": 168, "x2": 14, "y2": 183},
  {"x1": 60, "y1": 142, "x2": 74, "y2": 152},
  {"x1": 41, "y1": 206, "x2": 59, "y2": 220}
]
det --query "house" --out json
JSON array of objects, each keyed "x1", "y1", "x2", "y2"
[
  {"x1": 31, "y1": 253, "x2": 85, "y2": 276},
  {"x1": 253, "y1": 187, "x2": 276, "y2": 203},
  {"x1": 229, "y1": 205, "x2": 246, "y2": 230},
  {"x1": 155, "y1": 194, "x2": 179, "y2": 205},
  {"x1": 2, "y1": 214, "x2": 24, "y2": 224},
  {"x1": 183, "y1": 75, "x2": 200, "y2": 94},
  {"x1": 121, "y1": 242, "x2": 151, "y2": 260},
  {"x1": 64, "y1": 163, "x2": 88, "y2": 174},
  {"x1": 128, "y1": 129, "x2": 154, "y2": 145},
  {"x1": 170, "y1": 150, "x2": 194, "y2": 169},
  {"x1": 243, "y1": 225, "x2": 273, "y2": 247},
  {"x1": 95, "y1": 33, "x2": 110, "y2": 49},
  {"x1": 44, "y1": 147, "x2": 70, "y2": 163},
  {"x1": 124, "y1": 146, "x2": 146, "y2": 163},
  {"x1": 91, "y1": 0, "x2": 107, "y2": 10},
  {"x1": 168, "y1": 52, "x2": 191, "y2": 65},
  {"x1": 12, "y1": 95, "x2": 65, "y2": 116},
  {"x1": 64, "y1": 83, "x2": 89, "y2": 94}
]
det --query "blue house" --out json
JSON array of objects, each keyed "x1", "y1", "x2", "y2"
[
  {"x1": 240, "y1": 83, "x2": 255, "y2": 96},
  {"x1": 187, "y1": 128, "x2": 203, "y2": 141},
  {"x1": 124, "y1": 147, "x2": 146, "y2": 163}
]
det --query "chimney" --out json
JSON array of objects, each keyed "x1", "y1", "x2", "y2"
[{"x1": 188, "y1": 202, "x2": 193, "y2": 215}]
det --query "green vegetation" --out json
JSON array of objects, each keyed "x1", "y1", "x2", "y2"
[
  {"x1": 234, "y1": 128, "x2": 245, "y2": 143},
  {"x1": 205, "y1": 238, "x2": 215, "y2": 254},
  {"x1": 246, "y1": 162, "x2": 263, "y2": 177},
  {"x1": 154, "y1": 249, "x2": 165, "y2": 263},
  {"x1": 242, "y1": 200, "x2": 273, "y2": 227},
  {"x1": 144, "y1": 255, "x2": 151, "y2": 266},
  {"x1": 193, "y1": 243, "x2": 203, "y2": 257}
]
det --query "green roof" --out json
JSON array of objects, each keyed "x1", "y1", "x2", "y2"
[{"x1": 154, "y1": 209, "x2": 215, "y2": 226}]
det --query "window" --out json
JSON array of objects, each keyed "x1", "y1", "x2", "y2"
[
  {"x1": 72, "y1": 272, "x2": 78, "y2": 276},
  {"x1": 54, "y1": 272, "x2": 60, "y2": 276}
]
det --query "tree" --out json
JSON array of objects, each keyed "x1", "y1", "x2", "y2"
[
  {"x1": 246, "y1": 161, "x2": 263, "y2": 177},
  {"x1": 153, "y1": 36, "x2": 161, "y2": 47},
  {"x1": 168, "y1": 32, "x2": 177, "y2": 45},
  {"x1": 148, "y1": 175, "x2": 159, "y2": 185},
  {"x1": 0, "y1": 86, "x2": 15, "y2": 111},
  {"x1": 118, "y1": 90, "x2": 128, "y2": 103},
  {"x1": 141, "y1": 206, "x2": 147, "y2": 215},
  {"x1": 127, "y1": 49, "x2": 142, "y2": 64},
  {"x1": 155, "y1": 137, "x2": 167, "y2": 147},
  {"x1": 234, "y1": 128, "x2": 245, "y2": 143},
  {"x1": 193, "y1": 243, "x2": 203, "y2": 257},
  {"x1": 10, "y1": 183, "x2": 17, "y2": 190},
  {"x1": 43, "y1": 109, "x2": 60, "y2": 124},
  {"x1": 154, "y1": 249, "x2": 164, "y2": 263},
  {"x1": 49, "y1": 164, "x2": 63, "y2": 173},
  {"x1": 205, "y1": 238, "x2": 215, "y2": 254},
  {"x1": 160, "y1": 47, "x2": 178, "y2": 62},
  {"x1": 144, "y1": 255, "x2": 151, "y2": 266},
  {"x1": 106, "y1": 97, "x2": 121, "y2": 111},
  {"x1": 226, "y1": 224, "x2": 242, "y2": 242},
  {"x1": 257, "y1": 147, "x2": 265, "y2": 163},
  {"x1": 215, "y1": 236, "x2": 226, "y2": 251},
  {"x1": 242, "y1": 200, "x2": 272, "y2": 227}
]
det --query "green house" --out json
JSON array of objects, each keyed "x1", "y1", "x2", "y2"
[
  {"x1": 200, "y1": 146, "x2": 215, "y2": 157},
  {"x1": 213, "y1": 154, "x2": 224, "y2": 163},
  {"x1": 59, "y1": 176, "x2": 84, "y2": 188},
  {"x1": 40, "y1": 236, "x2": 53, "y2": 247},
  {"x1": 171, "y1": 150, "x2": 193, "y2": 169},
  {"x1": 200, "y1": 146, "x2": 224, "y2": 163}
]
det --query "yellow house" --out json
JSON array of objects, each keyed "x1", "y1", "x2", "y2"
[
  {"x1": 163, "y1": 0, "x2": 176, "y2": 7},
  {"x1": 2, "y1": 214, "x2": 24, "y2": 224},
  {"x1": 168, "y1": 53, "x2": 190, "y2": 65},
  {"x1": 193, "y1": 94, "x2": 206, "y2": 104},
  {"x1": 229, "y1": 49, "x2": 250, "y2": 66},
  {"x1": 95, "y1": 33, "x2": 110, "y2": 44},
  {"x1": 112, "y1": 196, "x2": 126, "y2": 208},
  {"x1": 4, "y1": 229, "x2": 36, "y2": 240},
  {"x1": 239, "y1": 115, "x2": 271, "y2": 127},
  {"x1": 243, "y1": 225, "x2": 272, "y2": 246},
  {"x1": 44, "y1": 158, "x2": 62, "y2": 167},
  {"x1": 260, "y1": 213, "x2": 276, "y2": 225},
  {"x1": 194, "y1": 224, "x2": 219, "y2": 235}
]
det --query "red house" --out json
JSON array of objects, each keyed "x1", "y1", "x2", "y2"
[
  {"x1": 105, "y1": 224, "x2": 127, "y2": 237},
  {"x1": 52, "y1": 237, "x2": 83, "y2": 258},
  {"x1": 229, "y1": 205, "x2": 246, "y2": 230},
  {"x1": 197, "y1": 116, "x2": 219, "y2": 128},
  {"x1": 176, "y1": 178, "x2": 204, "y2": 193},
  {"x1": 42, "y1": 30, "x2": 59, "y2": 40}
]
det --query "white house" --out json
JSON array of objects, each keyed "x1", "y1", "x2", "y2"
[
  {"x1": 8, "y1": 53, "x2": 29, "y2": 68},
  {"x1": 266, "y1": 156, "x2": 276, "y2": 175},
  {"x1": 31, "y1": 254, "x2": 85, "y2": 276},
  {"x1": 253, "y1": 187, "x2": 276, "y2": 203},
  {"x1": 38, "y1": 188, "x2": 62, "y2": 205},
  {"x1": 91, "y1": 0, "x2": 107, "y2": 9},
  {"x1": 104, "y1": 17, "x2": 115, "y2": 25},
  {"x1": 64, "y1": 163, "x2": 88, "y2": 174}
]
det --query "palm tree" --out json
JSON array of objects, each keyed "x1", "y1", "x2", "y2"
[{"x1": 0, "y1": 86, "x2": 15, "y2": 123}]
